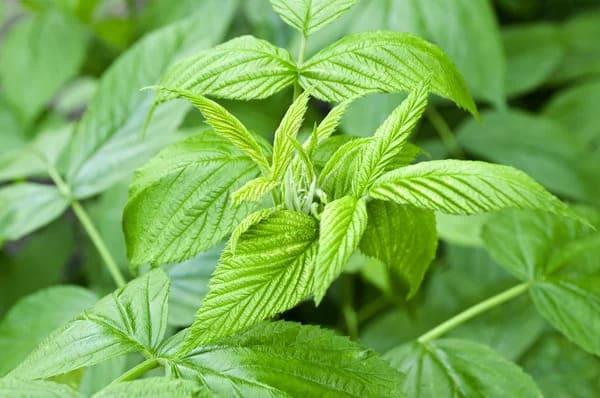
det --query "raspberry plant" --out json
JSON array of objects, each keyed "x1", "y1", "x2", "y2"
[{"x1": 1, "y1": 1, "x2": 599, "y2": 397}]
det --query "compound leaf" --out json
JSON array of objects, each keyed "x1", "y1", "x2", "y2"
[
  {"x1": 123, "y1": 131, "x2": 259, "y2": 267},
  {"x1": 182, "y1": 211, "x2": 319, "y2": 350},
  {"x1": 270, "y1": 0, "x2": 358, "y2": 36}
]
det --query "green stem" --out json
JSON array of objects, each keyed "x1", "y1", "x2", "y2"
[
  {"x1": 293, "y1": 34, "x2": 307, "y2": 99},
  {"x1": 417, "y1": 283, "x2": 529, "y2": 344},
  {"x1": 426, "y1": 107, "x2": 465, "y2": 158},
  {"x1": 47, "y1": 166, "x2": 126, "y2": 288},
  {"x1": 111, "y1": 358, "x2": 159, "y2": 384}
]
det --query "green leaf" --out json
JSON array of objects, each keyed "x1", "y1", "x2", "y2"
[
  {"x1": 10, "y1": 270, "x2": 170, "y2": 380},
  {"x1": 271, "y1": 90, "x2": 311, "y2": 180},
  {"x1": 270, "y1": 0, "x2": 358, "y2": 36},
  {"x1": 123, "y1": 131, "x2": 259, "y2": 267},
  {"x1": 161, "y1": 91, "x2": 271, "y2": 172},
  {"x1": 502, "y1": 23, "x2": 564, "y2": 97},
  {"x1": 360, "y1": 201, "x2": 437, "y2": 298},
  {"x1": 385, "y1": 339, "x2": 542, "y2": 398},
  {"x1": 232, "y1": 176, "x2": 279, "y2": 204},
  {"x1": 0, "y1": 183, "x2": 69, "y2": 242},
  {"x1": 0, "y1": 11, "x2": 87, "y2": 124},
  {"x1": 300, "y1": 31, "x2": 477, "y2": 115},
  {"x1": 0, "y1": 286, "x2": 97, "y2": 376},
  {"x1": 435, "y1": 213, "x2": 489, "y2": 247},
  {"x1": 308, "y1": 99, "x2": 352, "y2": 151},
  {"x1": 182, "y1": 210, "x2": 318, "y2": 350},
  {"x1": 168, "y1": 321, "x2": 403, "y2": 397},
  {"x1": 370, "y1": 160, "x2": 571, "y2": 218},
  {"x1": 65, "y1": 1, "x2": 237, "y2": 198},
  {"x1": 314, "y1": 196, "x2": 367, "y2": 303},
  {"x1": 0, "y1": 379, "x2": 82, "y2": 398},
  {"x1": 94, "y1": 378, "x2": 208, "y2": 398},
  {"x1": 456, "y1": 110, "x2": 589, "y2": 201},
  {"x1": 414, "y1": 0, "x2": 505, "y2": 106},
  {"x1": 318, "y1": 137, "x2": 371, "y2": 198},
  {"x1": 157, "y1": 35, "x2": 296, "y2": 103}
]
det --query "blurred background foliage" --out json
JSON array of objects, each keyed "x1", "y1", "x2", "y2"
[{"x1": 1, "y1": 0, "x2": 599, "y2": 395}]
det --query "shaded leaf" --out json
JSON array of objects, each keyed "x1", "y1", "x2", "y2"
[
  {"x1": 94, "y1": 378, "x2": 208, "y2": 398},
  {"x1": 270, "y1": 0, "x2": 358, "y2": 36},
  {"x1": 0, "y1": 379, "x2": 82, "y2": 398}
]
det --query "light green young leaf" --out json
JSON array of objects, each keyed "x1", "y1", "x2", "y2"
[
  {"x1": 308, "y1": 99, "x2": 352, "y2": 151},
  {"x1": 414, "y1": 0, "x2": 505, "y2": 107},
  {"x1": 0, "y1": 286, "x2": 97, "y2": 376},
  {"x1": 168, "y1": 321, "x2": 403, "y2": 397},
  {"x1": 0, "y1": 379, "x2": 82, "y2": 398},
  {"x1": 318, "y1": 137, "x2": 371, "y2": 198},
  {"x1": 10, "y1": 270, "x2": 170, "y2": 380},
  {"x1": 385, "y1": 339, "x2": 541, "y2": 398},
  {"x1": 370, "y1": 160, "x2": 571, "y2": 218},
  {"x1": 157, "y1": 35, "x2": 296, "y2": 103},
  {"x1": 314, "y1": 196, "x2": 367, "y2": 303},
  {"x1": 159, "y1": 90, "x2": 270, "y2": 172},
  {"x1": 0, "y1": 183, "x2": 69, "y2": 242},
  {"x1": 0, "y1": 11, "x2": 87, "y2": 124},
  {"x1": 94, "y1": 378, "x2": 208, "y2": 398},
  {"x1": 232, "y1": 176, "x2": 279, "y2": 204},
  {"x1": 182, "y1": 210, "x2": 318, "y2": 350},
  {"x1": 360, "y1": 201, "x2": 437, "y2": 298},
  {"x1": 123, "y1": 131, "x2": 259, "y2": 267},
  {"x1": 502, "y1": 23, "x2": 564, "y2": 97},
  {"x1": 270, "y1": 0, "x2": 358, "y2": 36},
  {"x1": 271, "y1": 90, "x2": 311, "y2": 180},
  {"x1": 300, "y1": 31, "x2": 477, "y2": 115},
  {"x1": 456, "y1": 110, "x2": 588, "y2": 201},
  {"x1": 66, "y1": 0, "x2": 237, "y2": 198}
]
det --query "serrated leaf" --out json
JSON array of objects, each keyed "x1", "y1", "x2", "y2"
[
  {"x1": 271, "y1": 90, "x2": 311, "y2": 180},
  {"x1": 314, "y1": 196, "x2": 367, "y2": 303},
  {"x1": 123, "y1": 131, "x2": 259, "y2": 267},
  {"x1": 300, "y1": 31, "x2": 477, "y2": 115},
  {"x1": 160, "y1": 90, "x2": 271, "y2": 172},
  {"x1": 65, "y1": 0, "x2": 237, "y2": 198},
  {"x1": 94, "y1": 378, "x2": 208, "y2": 398},
  {"x1": 0, "y1": 379, "x2": 82, "y2": 398},
  {"x1": 318, "y1": 137, "x2": 371, "y2": 198},
  {"x1": 232, "y1": 176, "x2": 279, "y2": 204},
  {"x1": 10, "y1": 270, "x2": 169, "y2": 380},
  {"x1": 309, "y1": 99, "x2": 352, "y2": 151},
  {"x1": 157, "y1": 35, "x2": 296, "y2": 103},
  {"x1": 270, "y1": 0, "x2": 358, "y2": 36},
  {"x1": 0, "y1": 183, "x2": 69, "y2": 242},
  {"x1": 0, "y1": 11, "x2": 87, "y2": 124},
  {"x1": 370, "y1": 160, "x2": 571, "y2": 218},
  {"x1": 182, "y1": 211, "x2": 318, "y2": 350},
  {"x1": 169, "y1": 321, "x2": 403, "y2": 397},
  {"x1": 385, "y1": 339, "x2": 542, "y2": 398},
  {"x1": 360, "y1": 201, "x2": 437, "y2": 298},
  {"x1": 456, "y1": 110, "x2": 588, "y2": 201},
  {"x1": 0, "y1": 286, "x2": 98, "y2": 376}
]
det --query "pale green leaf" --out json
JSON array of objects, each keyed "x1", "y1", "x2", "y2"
[
  {"x1": 157, "y1": 35, "x2": 296, "y2": 103},
  {"x1": 10, "y1": 270, "x2": 170, "y2": 380},
  {"x1": 314, "y1": 196, "x2": 367, "y2": 303},
  {"x1": 159, "y1": 90, "x2": 271, "y2": 172},
  {"x1": 169, "y1": 321, "x2": 403, "y2": 397},
  {"x1": 318, "y1": 137, "x2": 371, "y2": 198},
  {"x1": 270, "y1": 0, "x2": 358, "y2": 36},
  {"x1": 502, "y1": 23, "x2": 564, "y2": 97},
  {"x1": 0, "y1": 379, "x2": 82, "y2": 398},
  {"x1": 0, "y1": 286, "x2": 97, "y2": 376},
  {"x1": 435, "y1": 213, "x2": 489, "y2": 247},
  {"x1": 300, "y1": 31, "x2": 477, "y2": 115},
  {"x1": 93, "y1": 378, "x2": 208, "y2": 398},
  {"x1": 0, "y1": 11, "x2": 87, "y2": 124},
  {"x1": 232, "y1": 176, "x2": 279, "y2": 204},
  {"x1": 360, "y1": 201, "x2": 437, "y2": 298},
  {"x1": 0, "y1": 183, "x2": 69, "y2": 242},
  {"x1": 123, "y1": 131, "x2": 259, "y2": 267},
  {"x1": 456, "y1": 110, "x2": 588, "y2": 201},
  {"x1": 228, "y1": 208, "x2": 281, "y2": 253},
  {"x1": 385, "y1": 339, "x2": 542, "y2": 398},
  {"x1": 271, "y1": 90, "x2": 311, "y2": 180},
  {"x1": 308, "y1": 99, "x2": 352, "y2": 150},
  {"x1": 182, "y1": 210, "x2": 318, "y2": 350},
  {"x1": 370, "y1": 160, "x2": 571, "y2": 218},
  {"x1": 65, "y1": 0, "x2": 237, "y2": 198}
]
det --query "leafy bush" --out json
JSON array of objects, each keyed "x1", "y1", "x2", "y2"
[{"x1": 1, "y1": 0, "x2": 599, "y2": 396}]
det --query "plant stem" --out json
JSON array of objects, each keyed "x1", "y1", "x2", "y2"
[
  {"x1": 417, "y1": 283, "x2": 529, "y2": 344},
  {"x1": 47, "y1": 166, "x2": 126, "y2": 288},
  {"x1": 293, "y1": 34, "x2": 307, "y2": 99},
  {"x1": 426, "y1": 107, "x2": 465, "y2": 158},
  {"x1": 111, "y1": 358, "x2": 159, "y2": 384}
]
